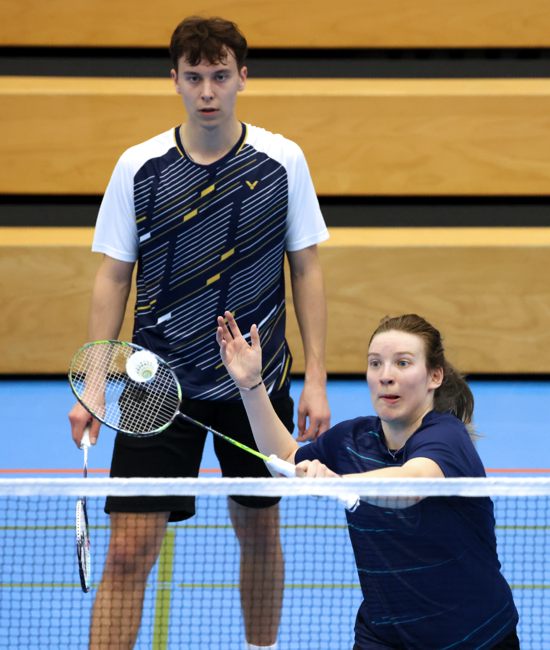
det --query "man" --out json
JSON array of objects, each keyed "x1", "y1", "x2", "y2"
[{"x1": 68, "y1": 16, "x2": 330, "y2": 650}]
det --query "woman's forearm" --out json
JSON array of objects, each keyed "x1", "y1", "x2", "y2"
[{"x1": 239, "y1": 384, "x2": 299, "y2": 463}]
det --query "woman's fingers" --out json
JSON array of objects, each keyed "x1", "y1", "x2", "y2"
[
  {"x1": 250, "y1": 323, "x2": 260, "y2": 350},
  {"x1": 224, "y1": 310, "x2": 243, "y2": 339},
  {"x1": 295, "y1": 459, "x2": 338, "y2": 478},
  {"x1": 296, "y1": 460, "x2": 321, "y2": 477},
  {"x1": 217, "y1": 313, "x2": 260, "y2": 353},
  {"x1": 216, "y1": 316, "x2": 231, "y2": 343}
]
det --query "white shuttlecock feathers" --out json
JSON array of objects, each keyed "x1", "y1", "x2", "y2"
[{"x1": 126, "y1": 350, "x2": 159, "y2": 383}]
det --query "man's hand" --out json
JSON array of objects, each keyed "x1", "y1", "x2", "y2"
[
  {"x1": 296, "y1": 380, "x2": 331, "y2": 442},
  {"x1": 68, "y1": 402, "x2": 100, "y2": 447}
]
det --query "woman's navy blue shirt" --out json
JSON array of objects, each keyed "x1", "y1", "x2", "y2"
[{"x1": 295, "y1": 410, "x2": 518, "y2": 649}]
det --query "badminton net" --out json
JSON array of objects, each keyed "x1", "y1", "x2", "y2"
[{"x1": 0, "y1": 477, "x2": 548, "y2": 649}]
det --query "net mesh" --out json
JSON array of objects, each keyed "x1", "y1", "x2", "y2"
[{"x1": 1, "y1": 477, "x2": 548, "y2": 649}]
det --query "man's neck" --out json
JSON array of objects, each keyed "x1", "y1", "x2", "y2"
[{"x1": 180, "y1": 120, "x2": 243, "y2": 165}]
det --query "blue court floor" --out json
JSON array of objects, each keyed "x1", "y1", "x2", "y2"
[
  {"x1": 0, "y1": 377, "x2": 549, "y2": 649},
  {"x1": 1, "y1": 376, "x2": 550, "y2": 474}
]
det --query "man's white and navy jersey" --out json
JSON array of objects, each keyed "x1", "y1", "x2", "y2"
[{"x1": 92, "y1": 123, "x2": 329, "y2": 401}]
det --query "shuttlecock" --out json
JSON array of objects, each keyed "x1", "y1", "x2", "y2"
[{"x1": 126, "y1": 350, "x2": 158, "y2": 383}]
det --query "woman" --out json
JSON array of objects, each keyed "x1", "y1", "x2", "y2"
[{"x1": 217, "y1": 312, "x2": 520, "y2": 650}]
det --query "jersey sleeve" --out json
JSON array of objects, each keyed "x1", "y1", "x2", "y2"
[
  {"x1": 284, "y1": 141, "x2": 329, "y2": 252},
  {"x1": 407, "y1": 414, "x2": 486, "y2": 478},
  {"x1": 92, "y1": 150, "x2": 139, "y2": 262}
]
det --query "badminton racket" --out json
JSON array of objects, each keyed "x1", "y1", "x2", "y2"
[
  {"x1": 68, "y1": 340, "x2": 359, "y2": 511},
  {"x1": 76, "y1": 426, "x2": 91, "y2": 593}
]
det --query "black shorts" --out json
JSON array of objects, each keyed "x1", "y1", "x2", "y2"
[{"x1": 105, "y1": 394, "x2": 294, "y2": 521}]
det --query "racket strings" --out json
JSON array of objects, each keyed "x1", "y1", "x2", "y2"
[
  {"x1": 70, "y1": 342, "x2": 181, "y2": 435},
  {"x1": 118, "y1": 365, "x2": 180, "y2": 433},
  {"x1": 75, "y1": 498, "x2": 91, "y2": 592}
]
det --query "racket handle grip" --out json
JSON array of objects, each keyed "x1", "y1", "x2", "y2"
[
  {"x1": 265, "y1": 454, "x2": 295, "y2": 478},
  {"x1": 265, "y1": 454, "x2": 360, "y2": 512},
  {"x1": 80, "y1": 426, "x2": 91, "y2": 450}
]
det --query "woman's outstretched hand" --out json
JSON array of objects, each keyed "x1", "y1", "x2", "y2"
[
  {"x1": 295, "y1": 459, "x2": 340, "y2": 478},
  {"x1": 216, "y1": 311, "x2": 263, "y2": 390}
]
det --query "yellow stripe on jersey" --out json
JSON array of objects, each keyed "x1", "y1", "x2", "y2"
[
  {"x1": 220, "y1": 248, "x2": 235, "y2": 261},
  {"x1": 277, "y1": 353, "x2": 291, "y2": 390},
  {"x1": 200, "y1": 184, "x2": 215, "y2": 197},
  {"x1": 206, "y1": 273, "x2": 221, "y2": 286},
  {"x1": 136, "y1": 299, "x2": 157, "y2": 311},
  {"x1": 183, "y1": 209, "x2": 198, "y2": 222}
]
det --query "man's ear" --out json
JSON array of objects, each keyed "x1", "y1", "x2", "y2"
[
  {"x1": 170, "y1": 68, "x2": 181, "y2": 94},
  {"x1": 238, "y1": 66, "x2": 248, "y2": 92}
]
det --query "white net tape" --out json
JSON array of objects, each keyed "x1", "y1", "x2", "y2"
[{"x1": 2, "y1": 476, "x2": 550, "y2": 497}]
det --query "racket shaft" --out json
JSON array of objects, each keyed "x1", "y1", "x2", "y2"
[{"x1": 177, "y1": 412, "x2": 269, "y2": 461}]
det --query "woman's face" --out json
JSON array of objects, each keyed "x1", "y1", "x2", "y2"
[{"x1": 367, "y1": 330, "x2": 443, "y2": 431}]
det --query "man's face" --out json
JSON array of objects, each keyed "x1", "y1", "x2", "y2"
[{"x1": 171, "y1": 49, "x2": 247, "y2": 129}]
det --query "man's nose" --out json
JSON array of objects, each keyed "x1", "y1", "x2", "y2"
[{"x1": 201, "y1": 80, "x2": 214, "y2": 99}]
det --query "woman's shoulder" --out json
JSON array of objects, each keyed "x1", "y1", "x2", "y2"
[
  {"x1": 407, "y1": 410, "x2": 473, "y2": 453},
  {"x1": 421, "y1": 410, "x2": 467, "y2": 435},
  {"x1": 408, "y1": 410, "x2": 485, "y2": 477}
]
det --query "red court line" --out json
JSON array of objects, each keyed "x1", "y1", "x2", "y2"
[
  {"x1": 486, "y1": 468, "x2": 550, "y2": 474},
  {"x1": 1, "y1": 468, "x2": 549, "y2": 474}
]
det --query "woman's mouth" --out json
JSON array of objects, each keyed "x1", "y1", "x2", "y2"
[{"x1": 380, "y1": 394, "x2": 400, "y2": 404}]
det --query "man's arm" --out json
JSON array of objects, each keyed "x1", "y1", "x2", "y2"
[
  {"x1": 88, "y1": 255, "x2": 135, "y2": 341},
  {"x1": 287, "y1": 244, "x2": 330, "y2": 441},
  {"x1": 68, "y1": 255, "x2": 134, "y2": 446}
]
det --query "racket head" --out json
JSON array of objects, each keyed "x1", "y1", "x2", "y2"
[
  {"x1": 76, "y1": 497, "x2": 91, "y2": 593},
  {"x1": 68, "y1": 340, "x2": 182, "y2": 436}
]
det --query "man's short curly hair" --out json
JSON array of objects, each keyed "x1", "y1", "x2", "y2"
[{"x1": 170, "y1": 16, "x2": 248, "y2": 71}]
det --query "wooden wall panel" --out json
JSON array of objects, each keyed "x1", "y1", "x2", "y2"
[
  {"x1": 0, "y1": 229, "x2": 134, "y2": 373},
  {"x1": 2, "y1": 227, "x2": 550, "y2": 375},
  {"x1": 290, "y1": 228, "x2": 550, "y2": 374},
  {"x1": 2, "y1": 77, "x2": 550, "y2": 197},
  {"x1": 1, "y1": 0, "x2": 549, "y2": 47}
]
